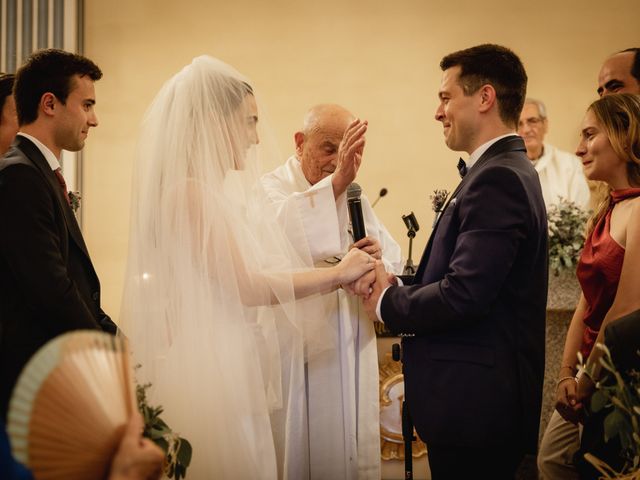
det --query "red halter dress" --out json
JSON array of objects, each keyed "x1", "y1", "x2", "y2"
[{"x1": 576, "y1": 188, "x2": 640, "y2": 359}]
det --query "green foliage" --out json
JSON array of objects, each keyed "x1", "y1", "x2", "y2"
[
  {"x1": 547, "y1": 198, "x2": 590, "y2": 275},
  {"x1": 137, "y1": 381, "x2": 193, "y2": 480},
  {"x1": 588, "y1": 344, "x2": 640, "y2": 476}
]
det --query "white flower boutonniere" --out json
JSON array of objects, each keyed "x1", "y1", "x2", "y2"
[
  {"x1": 430, "y1": 189, "x2": 450, "y2": 227},
  {"x1": 68, "y1": 191, "x2": 82, "y2": 213}
]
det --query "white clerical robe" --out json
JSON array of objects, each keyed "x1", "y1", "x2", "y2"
[
  {"x1": 535, "y1": 142, "x2": 591, "y2": 210},
  {"x1": 261, "y1": 156, "x2": 403, "y2": 480}
]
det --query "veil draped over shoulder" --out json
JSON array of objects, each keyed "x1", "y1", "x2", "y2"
[{"x1": 121, "y1": 56, "x2": 327, "y2": 479}]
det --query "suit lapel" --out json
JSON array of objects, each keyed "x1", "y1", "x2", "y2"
[
  {"x1": 16, "y1": 137, "x2": 91, "y2": 258},
  {"x1": 414, "y1": 136, "x2": 526, "y2": 282},
  {"x1": 414, "y1": 175, "x2": 466, "y2": 280}
]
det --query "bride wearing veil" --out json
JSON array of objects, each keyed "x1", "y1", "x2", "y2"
[{"x1": 121, "y1": 56, "x2": 373, "y2": 479}]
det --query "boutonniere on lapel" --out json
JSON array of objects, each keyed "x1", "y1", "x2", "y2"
[
  {"x1": 68, "y1": 191, "x2": 82, "y2": 213},
  {"x1": 430, "y1": 189, "x2": 450, "y2": 227}
]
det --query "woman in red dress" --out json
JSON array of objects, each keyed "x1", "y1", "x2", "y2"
[{"x1": 538, "y1": 93, "x2": 640, "y2": 479}]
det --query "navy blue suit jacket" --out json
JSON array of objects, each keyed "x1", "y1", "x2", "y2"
[
  {"x1": 0, "y1": 136, "x2": 116, "y2": 420},
  {"x1": 381, "y1": 136, "x2": 547, "y2": 453}
]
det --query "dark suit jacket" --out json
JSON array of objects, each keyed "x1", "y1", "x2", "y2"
[
  {"x1": 382, "y1": 136, "x2": 547, "y2": 454},
  {"x1": 576, "y1": 309, "x2": 640, "y2": 479},
  {"x1": 0, "y1": 136, "x2": 116, "y2": 420},
  {"x1": 604, "y1": 309, "x2": 640, "y2": 372}
]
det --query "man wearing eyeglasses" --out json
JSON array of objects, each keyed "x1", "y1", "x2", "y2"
[{"x1": 517, "y1": 98, "x2": 590, "y2": 210}]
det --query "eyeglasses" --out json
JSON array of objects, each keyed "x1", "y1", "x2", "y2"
[{"x1": 518, "y1": 117, "x2": 544, "y2": 128}]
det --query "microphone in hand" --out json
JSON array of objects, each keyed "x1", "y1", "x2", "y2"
[{"x1": 347, "y1": 183, "x2": 367, "y2": 242}]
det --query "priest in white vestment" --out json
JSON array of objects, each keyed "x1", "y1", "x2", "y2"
[
  {"x1": 261, "y1": 104, "x2": 403, "y2": 480},
  {"x1": 517, "y1": 98, "x2": 591, "y2": 210}
]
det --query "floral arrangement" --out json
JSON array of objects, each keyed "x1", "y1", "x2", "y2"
[
  {"x1": 547, "y1": 198, "x2": 590, "y2": 275},
  {"x1": 136, "y1": 381, "x2": 192, "y2": 479},
  {"x1": 583, "y1": 344, "x2": 640, "y2": 479}
]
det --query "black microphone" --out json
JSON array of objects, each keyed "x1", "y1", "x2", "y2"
[
  {"x1": 347, "y1": 183, "x2": 367, "y2": 242},
  {"x1": 371, "y1": 187, "x2": 388, "y2": 208}
]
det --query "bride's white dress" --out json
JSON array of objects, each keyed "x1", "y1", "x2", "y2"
[{"x1": 120, "y1": 56, "x2": 329, "y2": 479}]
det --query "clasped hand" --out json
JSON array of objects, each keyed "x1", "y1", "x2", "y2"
[
  {"x1": 554, "y1": 372, "x2": 596, "y2": 424},
  {"x1": 342, "y1": 237, "x2": 397, "y2": 321}
]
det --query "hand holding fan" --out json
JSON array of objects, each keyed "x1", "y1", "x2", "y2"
[{"x1": 7, "y1": 330, "x2": 135, "y2": 479}]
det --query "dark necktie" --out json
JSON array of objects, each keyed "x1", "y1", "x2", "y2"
[
  {"x1": 457, "y1": 158, "x2": 468, "y2": 178},
  {"x1": 53, "y1": 168, "x2": 71, "y2": 206}
]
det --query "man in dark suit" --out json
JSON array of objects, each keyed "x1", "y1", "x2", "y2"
[
  {"x1": 0, "y1": 49, "x2": 117, "y2": 420},
  {"x1": 362, "y1": 44, "x2": 548, "y2": 478},
  {"x1": 575, "y1": 309, "x2": 640, "y2": 479}
]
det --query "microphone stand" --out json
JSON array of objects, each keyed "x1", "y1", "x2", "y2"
[
  {"x1": 397, "y1": 211, "x2": 420, "y2": 478},
  {"x1": 392, "y1": 342, "x2": 415, "y2": 479},
  {"x1": 403, "y1": 227, "x2": 417, "y2": 276},
  {"x1": 371, "y1": 187, "x2": 388, "y2": 208},
  {"x1": 401, "y1": 212, "x2": 419, "y2": 276}
]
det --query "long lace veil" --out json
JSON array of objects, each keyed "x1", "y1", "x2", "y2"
[{"x1": 120, "y1": 56, "x2": 325, "y2": 479}]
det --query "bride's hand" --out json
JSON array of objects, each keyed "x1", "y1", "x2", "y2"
[{"x1": 337, "y1": 248, "x2": 375, "y2": 284}]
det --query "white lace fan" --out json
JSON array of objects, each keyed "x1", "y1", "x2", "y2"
[{"x1": 7, "y1": 330, "x2": 136, "y2": 479}]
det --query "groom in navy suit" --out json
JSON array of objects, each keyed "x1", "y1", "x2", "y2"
[{"x1": 363, "y1": 44, "x2": 547, "y2": 478}]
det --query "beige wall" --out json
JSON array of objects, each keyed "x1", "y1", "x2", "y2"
[{"x1": 83, "y1": 0, "x2": 640, "y2": 322}]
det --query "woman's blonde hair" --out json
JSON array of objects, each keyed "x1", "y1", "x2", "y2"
[{"x1": 586, "y1": 94, "x2": 640, "y2": 235}]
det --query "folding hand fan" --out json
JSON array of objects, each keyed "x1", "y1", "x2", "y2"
[{"x1": 7, "y1": 330, "x2": 136, "y2": 480}]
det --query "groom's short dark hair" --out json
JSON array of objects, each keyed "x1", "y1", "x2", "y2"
[
  {"x1": 440, "y1": 44, "x2": 527, "y2": 129},
  {"x1": 14, "y1": 48, "x2": 102, "y2": 126}
]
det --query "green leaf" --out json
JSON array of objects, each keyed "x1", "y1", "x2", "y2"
[
  {"x1": 177, "y1": 438, "x2": 193, "y2": 466},
  {"x1": 151, "y1": 423, "x2": 170, "y2": 434},
  {"x1": 591, "y1": 390, "x2": 609, "y2": 413},
  {"x1": 155, "y1": 436, "x2": 169, "y2": 453},
  {"x1": 604, "y1": 410, "x2": 626, "y2": 442},
  {"x1": 135, "y1": 371, "x2": 192, "y2": 479},
  {"x1": 175, "y1": 463, "x2": 186, "y2": 480}
]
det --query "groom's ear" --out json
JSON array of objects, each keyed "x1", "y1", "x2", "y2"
[
  {"x1": 40, "y1": 92, "x2": 57, "y2": 117},
  {"x1": 477, "y1": 84, "x2": 497, "y2": 113}
]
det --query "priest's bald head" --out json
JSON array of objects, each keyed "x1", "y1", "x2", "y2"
[
  {"x1": 598, "y1": 48, "x2": 640, "y2": 97},
  {"x1": 295, "y1": 104, "x2": 361, "y2": 188}
]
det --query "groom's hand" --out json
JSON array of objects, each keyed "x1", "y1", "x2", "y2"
[
  {"x1": 342, "y1": 268, "x2": 375, "y2": 297},
  {"x1": 352, "y1": 269, "x2": 376, "y2": 298},
  {"x1": 363, "y1": 261, "x2": 392, "y2": 321}
]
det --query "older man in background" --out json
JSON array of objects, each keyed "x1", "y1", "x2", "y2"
[
  {"x1": 598, "y1": 48, "x2": 640, "y2": 96},
  {"x1": 262, "y1": 104, "x2": 402, "y2": 479},
  {"x1": 517, "y1": 98, "x2": 590, "y2": 210}
]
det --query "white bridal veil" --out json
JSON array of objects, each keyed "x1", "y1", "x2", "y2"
[{"x1": 121, "y1": 56, "x2": 328, "y2": 479}]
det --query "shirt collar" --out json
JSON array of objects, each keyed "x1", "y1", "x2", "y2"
[
  {"x1": 532, "y1": 142, "x2": 550, "y2": 171},
  {"x1": 17, "y1": 132, "x2": 61, "y2": 171},
  {"x1": 466, "y1": 133, "x2": 518, "y2": 170}
]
